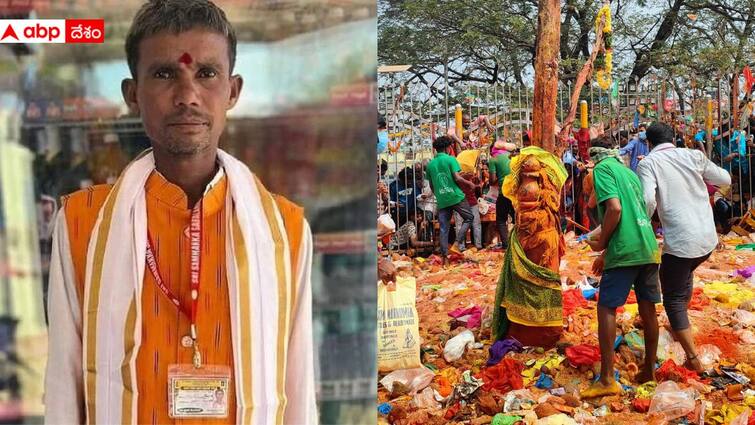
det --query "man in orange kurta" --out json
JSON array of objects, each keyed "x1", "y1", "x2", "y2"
[{"x1": 44, "y1": 1, "x2": 316, "y2": 424}]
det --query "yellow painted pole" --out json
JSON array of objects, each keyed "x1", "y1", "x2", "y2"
[
  {"x1": 455, "y1": 104, "x2": 463, "y2": 139},
  {"x1": 580, "y1": 100, "x2": 588, "y2": 129},
  {"x1": 706, "y1": 95, "x2": 713, "y2": 158}
]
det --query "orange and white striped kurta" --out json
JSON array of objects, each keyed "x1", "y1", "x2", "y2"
[{"x1": 44, "y1": 150, "x2": 316, "y2": 424}]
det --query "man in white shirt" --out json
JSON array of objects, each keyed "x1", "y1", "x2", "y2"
[{"x1": 636, "y1": 122, "x2": 731, "y2": 373}]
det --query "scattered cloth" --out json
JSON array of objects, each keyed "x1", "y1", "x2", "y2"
[
  {"x1": 480, "y1": 358, "x2": 525, "y2": 392},
  {"x1": 565, "y1": 344, "x2": 601, "y2": 367},
  {"x1": 631, "y1": 398, "x2": 651, "y2": 413},
  {"x1": 535, "y1": 373, "x2": 554, "y2": 389},
  {"x1": 655, "y1": 359, "x2": 701, "y2": 383},
  {"x1": 562, "y1": 289, "x2": 589, "y2": 316},
  {"x1": 487, "y1": 338, "x2": 524, "y2": 366},
  {"x1": 448, "y1": 305, "x2": 483, "y2": 329}
]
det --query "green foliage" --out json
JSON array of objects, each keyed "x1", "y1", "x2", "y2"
[{"x1": 379, "y1": 0, "x2": 755, "y2": 94}]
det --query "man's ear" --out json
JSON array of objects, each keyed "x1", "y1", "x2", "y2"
[
  {"x1": 121, "y1": 78, "x2": 139, "y2": 115},
  {"x1": 227, "y1": 74, "x2": 243, "y2": 109}
]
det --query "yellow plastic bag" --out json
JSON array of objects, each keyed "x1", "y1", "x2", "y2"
[{"x1": 378, "y1": 276, "x2": 421, "y2": 372}]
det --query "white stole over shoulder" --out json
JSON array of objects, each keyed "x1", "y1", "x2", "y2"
[{"x1": 44, "y1": 148, "x2": 317, "y2": 425}]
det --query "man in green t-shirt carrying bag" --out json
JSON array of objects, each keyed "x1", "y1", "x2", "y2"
[
  {"x1": 582, "y1": 136, "x2": 662, "y2": 398},
  {"x1": 426, "y1": 136, "x2": 475, "y2": 265}
]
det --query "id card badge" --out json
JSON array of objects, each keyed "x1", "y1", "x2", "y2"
[{"x1": 168, "y1": 364, "x2": 231, "y2": 419}]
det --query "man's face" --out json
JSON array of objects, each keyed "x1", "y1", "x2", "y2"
[
  {"x1": 122, "y1": 28, "x2": 243, "y2": 156},
  {"x1": 462, "y1": 115, "x2": 471, "y2": 128}
]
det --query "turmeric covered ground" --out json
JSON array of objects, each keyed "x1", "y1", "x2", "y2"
[{"x1": 377, "y1": 233, "x2": 755, "y2": 425}]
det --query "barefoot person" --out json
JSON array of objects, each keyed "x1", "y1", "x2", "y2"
[
  {"x1": 582, "y1": 136, "x2": 661, "y2": 398},
  {"x1": 637, "y1": 122, "x2": 731, "y2": 373}
]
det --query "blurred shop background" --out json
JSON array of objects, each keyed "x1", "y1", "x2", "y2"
[{"x1": 0, "y1": 1, "x2": 376, "y2": 423}]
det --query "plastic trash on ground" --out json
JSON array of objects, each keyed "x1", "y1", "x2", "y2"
[
  {"x1": 732, "y1": 309, "x2": 755, "y2": 326},
  {"x1": 636, "y1": 381, "x2": 657, "y2": 399},
  {"x1": 697, "y1": 344, "x2": 722, "y2": 369},
  {"x1": 648, "y1": 380, "x2": 698, "y2": 420},
  {"x1": 657, "y1": 328, "x2": 686, "y2": 364},
  {"x1": 450, "y1": 370, "x2": 484, "y2": 401},
  {"x1": 443, "y1": 329, "x2": 476, "y2": 362},
  {"x1": 491, "y1": 413, "x2": 523, "y2": 425},
  {"x1": 503, "y1": 389, "x2": 536, "y2": 412},
  {"x1": 412, "y1": 387, "x2": 441, "y2": 410},
  {"x1": 379, "y1": 367, "x2": 435, "y2": 395}
]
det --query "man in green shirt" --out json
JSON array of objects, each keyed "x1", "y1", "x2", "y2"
[
  {"x1": 488, "y1": 147, "x2": 514, "y2": 248},
  {"x1": 582, "y1": 136, "x2": 661, "y2": 398},
  {"x1": 426, "y1": 136, "x2": 474, "y2": 264}
]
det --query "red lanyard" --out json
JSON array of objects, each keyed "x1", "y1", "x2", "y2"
[{"x1": 145, "y1": 201, "x2": 203, "y2": 343}]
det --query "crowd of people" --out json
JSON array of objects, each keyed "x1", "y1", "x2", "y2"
[
  {"x1": 378, "y1": 107, "x2": 752, "y2": 396},
  {"x1": 378, "y1": 108, "x2": 755, "y2": 260}
]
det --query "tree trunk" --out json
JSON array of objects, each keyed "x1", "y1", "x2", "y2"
[{"x1": 532, "y1": 0, "x2": 561, "y2": 153}]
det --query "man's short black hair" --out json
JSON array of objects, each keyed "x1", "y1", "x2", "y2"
[
  {"x1": 125, "y1": 0, "x2": 237, "y2": 79},
  {"x1": 378, "y1": 114, "x2": 387, "y2": 128},
  {"x1": 646, "y1": 122, "x2": 674, "y2": 147},
  {"x1": 433, "y1": 136, "x2": 453, "y2": 151},
  {"x1": 590, "y1": 135, "x2": 613, "y2": 149},
  {"x1": 397, "y1": 167, "x2": 414, "y2": 185},
  {"x1": 380, "y1": 159, "x2": 388, "y2": 176}
]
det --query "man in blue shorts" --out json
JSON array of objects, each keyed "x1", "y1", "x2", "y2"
[{"x1": 582, "y1": 136, "x2": 661, "y2": 398}]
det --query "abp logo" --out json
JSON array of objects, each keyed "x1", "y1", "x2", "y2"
[{"x1": 0, "y1": 19, "x2": 104, "y2": 43}]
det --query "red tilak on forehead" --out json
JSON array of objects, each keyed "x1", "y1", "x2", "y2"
[{"x1": 178, "y1": 52, "x2": 193, "y2": 65}]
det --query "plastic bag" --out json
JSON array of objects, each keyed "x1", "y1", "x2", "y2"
[
  {"x1": 378, "y1": 276, "x2": 422, "y2": 372},
  {"x1": 379, "y1": 367, "x2": 435, "y2": 395},
  {"x1": 657, "y1": 329, "x2": 686, "y2": 364},
  {"x1": 450, "y1": 370, "x2": 484, "y2": 401},
  {"x1": 443, "y1": 329, "x2": 476, "y2": 363},
  {"x1": 412, "y1": 387, "x2": 441, "y2": 410},
  {"x1": 648, "y1": 381, "x2": 697, "y2": 420},
  {"x1": 624, "y1": 330, "x2": 645, "y2": 357},
  {"x1": 697, "y1": 344, "x2": 722, "y2": 369},
  {"x1": 503, "y1": 389, "x2": 535, "y2": 412},
  {"x1": 478, "y1": 198, "x2": 491, "y2": 216},
  {"x1": 377, "y1": 213, "x2": 395, "y2": 237},
  {"x1": 733, "y1": 309, "x2": 755, "y2": 327},
  {"x1": 492, "y1": 414, "x2": 523, "y2": 425}
]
